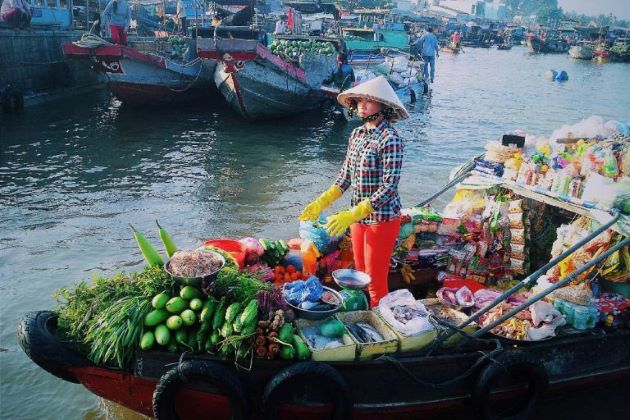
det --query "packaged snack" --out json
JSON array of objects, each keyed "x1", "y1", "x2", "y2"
[
  {"x1": 508, "y1": 213, "x2": 524, "y2": 229},
  {"x1": 508, "y1": 199, "x2": 523, "y2": 214},
  {"x1": 511, "y1": 229, "x2": 525, "y2": 245},
  {"x1": 510, "y1": 258, "x2": 525, "y2": 275},
  {"x1": 511, "y1": 244, "x2": 525, "y2": 260}
]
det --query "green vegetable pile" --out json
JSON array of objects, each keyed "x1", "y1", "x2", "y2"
[
  {"x1": 55, "y1": 266, "x2": 176, "y2": 368},
  {"x1": 53, "y1": 221, "x2": 318, "y2": 368},
  {"x1": 259, "y1": 238, "x2": 289, "y2": 267},
  {"x1": 141, "y1": 286, "x2": 259, "y2": 359},
  {"x1": 269, "y1": 39, "x2": 336, "y2": 59}
]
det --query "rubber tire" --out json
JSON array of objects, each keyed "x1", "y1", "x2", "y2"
[
  {"x1": 261, "y1": 361, "x2": 353, "y2": 420},
  {"x1": 17, "y1": 311, "x2": 91, "y2": 384},
  {"x1": 152, "y1": 360, "x2": 249, "y2": 420},
  {"x1": 473, "y1": 353, "x2": 548, "y2": 420}
]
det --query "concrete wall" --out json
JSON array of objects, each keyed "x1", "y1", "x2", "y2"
[{"x1": 0, "y1": 29, "x2": 104, "y2": 101}]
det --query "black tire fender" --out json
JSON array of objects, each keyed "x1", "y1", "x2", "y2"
[
  {"x1": 261, "y1": 361, "x2": 353, "y2": 420},
  {"x1": 17, "y1": 311, "x2": 91, "y2": 384},
  {"x1": 152, "y1": 360, "x2": 249, "y2": 420},
  {"x1": 473, "y1": 352, "x2": 548, "y2": 420}
]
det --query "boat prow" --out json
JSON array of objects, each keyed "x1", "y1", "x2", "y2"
[
  {"x1": 198, "y1": 38, "x2": 337, "y2": 120},
  {"x1": 62, "y1": 40, "x2": 216, "y2": 105}
]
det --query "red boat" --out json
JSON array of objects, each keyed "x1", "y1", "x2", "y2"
[
  {"x1": 62, "y1": 40, "x2": 216, "y2": 105},
  {"x1": 18, "y1": 310, "x2": 630, "y2": 419}
]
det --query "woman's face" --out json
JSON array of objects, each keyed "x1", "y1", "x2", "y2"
[{"x1": 356, "y1": 98, "x2": 383, "y2": 118}]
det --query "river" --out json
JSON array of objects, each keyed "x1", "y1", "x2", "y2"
[{"x1": 1, "y1": 46, "x2": 629, "y2": 419}]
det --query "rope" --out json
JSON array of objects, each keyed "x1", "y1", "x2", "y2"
[
  {"x1": 166, "y1": 58, "x2": 204, "y2": 93},
  {"x1": 376, "y1": 315, "x2": 503, "y2": 389},
  {"x1": 72, "y1": 33, "x2": 112, "y2": 49},
  {"x1": 377, "y1": 345, "x2": 503, "y2": 389}
]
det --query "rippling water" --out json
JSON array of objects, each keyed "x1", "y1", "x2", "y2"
[{"x1": 1, "y1": 46, "x2": 629, "y2": 418}]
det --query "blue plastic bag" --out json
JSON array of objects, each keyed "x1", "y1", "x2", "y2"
[
  {"x1": 299, "y1": 217, "x2": 341, "y2": 253},
  {"x1": 282, "y1": 277, "x2": 324, "y2": 305}
]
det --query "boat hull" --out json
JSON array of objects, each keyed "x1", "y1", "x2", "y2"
[
  {"x1": 569, "y1": 46, "x2": 593, "y2": 60},
  {"x1": 199, "y1": 39, "x2": 331, "y2": 120},
  {"x1": 62, "y1": 43, "x2": 216, "y2": 105},
  {"x1": 527, "y1": 37, "x2": 570, "y2": 54},
  {"x1": 18, "y1": 310, "x2": 630, "y2": 419},
  {"x1": 214, "y1": 59, "x2": 323, "y2": 120}
]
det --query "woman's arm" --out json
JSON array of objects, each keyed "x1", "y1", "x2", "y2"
[{"x1": 368, "y1": 129, "x2": 404, "y2": 209}]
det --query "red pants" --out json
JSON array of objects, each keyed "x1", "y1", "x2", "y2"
[
  {"x1": 110, "y1": 25, "x2": 128, "y2": 45},
  {"x1": 350, "y1": 218, "x2": 400, "y2": 307}
]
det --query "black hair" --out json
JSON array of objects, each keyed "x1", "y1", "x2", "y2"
[{"x1": 427, "y1": 27, "x2": 433, "y2": 32}]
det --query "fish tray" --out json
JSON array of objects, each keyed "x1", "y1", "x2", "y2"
[
  {"x1": 421, "y1": 299, "x2": 478, "y2": 348},
  {"x1": 295, "y1": 318, "x2": 357, "y2": 362},
  {"x1": 376, "y1": 302, "x2": 477, "y2": 352},
  {"x1": 375, "y1": 308, "x2": 436, "y2": 352},
  {"x1": 335, "y1": 311, "x2": 399, "y2": 361}
]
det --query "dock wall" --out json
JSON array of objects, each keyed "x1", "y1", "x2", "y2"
[{"x1": 0, "y1": 29, "x2": 104, "y2": 104}]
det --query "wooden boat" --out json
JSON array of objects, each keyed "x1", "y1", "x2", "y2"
[
  {"x1": 568, "y1": 44, "x2": 593, "y2": 60},
  {"x1": 527, "y1": 36, "x2": 570, "y2": 54},
  {"x1": 17, "y1": 309, "x2": 630, "y2": 419},
  {"x1": 62, "y1": 38, "x2": 216, "y2": 105},
  {"x1": 196, "y1": 38, "x2": 336, "y2": 120},
  {"x1": 441, "y1": 44, "x2": 461, "y2": 54}
]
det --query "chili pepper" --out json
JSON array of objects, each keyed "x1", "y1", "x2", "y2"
[
  {"x1": 130, "y1": 224, "x2": 163, "y2": 267},
  {"x1": 156, "y1": 220, "x2": 177, "y2": 258}
]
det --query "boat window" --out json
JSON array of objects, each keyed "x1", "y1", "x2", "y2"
[{"x1": 47, "y1": 0, "x2": 57, "y2": 7}]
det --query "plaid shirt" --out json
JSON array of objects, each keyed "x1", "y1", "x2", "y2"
[{"x1": 334, "y1": 119, "x2": 404, "y2": 224}]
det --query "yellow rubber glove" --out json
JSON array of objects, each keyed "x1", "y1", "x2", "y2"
[
  {"x1": 326, "y1": 200, "x2": 374, "y2": 237},
  {"x1": 299, "y1": 185, "x2": 343, "y2": 221}
]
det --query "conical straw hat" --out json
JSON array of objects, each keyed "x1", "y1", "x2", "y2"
[{"x1": 337, "y1": 76, "x2": 410, "y2": 122}]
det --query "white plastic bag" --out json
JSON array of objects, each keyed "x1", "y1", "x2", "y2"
[{"x1": 377, "y1": 289, "x2": 434, "y2": 336}]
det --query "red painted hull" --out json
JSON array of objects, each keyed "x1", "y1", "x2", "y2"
[
  {"x1": 62, "y1": 43, "x2": 216, "y2": 105},
  {"x1": 65, "y1": 363, "x2": 630, "y2": 419}
]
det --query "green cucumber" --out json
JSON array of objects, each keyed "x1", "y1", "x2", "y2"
[
  {"x1": 175, "y1": 329, "x2": 188, "y2": 345},
  {"x1": 166, "y1": 315, "x2": 183, "y2": 330},
  {"x1": 180, "y1": 309, "x2": 197, "y2": 326},
  {"x1": 212, "y1": 298, "x2": 227, "y2": 329},
  {"x1": 280, "y1": 345, "x2": 295, "y2": 360},
  {"x1": 189, "y1": 298, "x2": 203, "y2": 311},
  {"x1": 200, "y1": 297, "x2": 218, "y2": 323},
  {"x1": 144, "y1": 309, "x2": 170, "y2": 327},
  {"x1": 278, "y1": 323, "x2": 293, "y2": 343},
  {"x1": 140, "y1": 331, "x2": 155, "y2": 350},
  {"x1": 180, "y1": 286, "x2": 200, "y2": 301},
  {"x1": 293, "y1": 335, "x2": 310, "y2": 361},
  {"x1": 155, "y1": 324, "x2": 171, "y2": 346},
  {"x1": 152, "y1": 293, "x2": 170, "y2": 309},
  {"x1": 165, "y1": 297, "x2": 187, "y2": 314},
  {"x1": 225, "y1": 302, "x2": 242, "y2": 324}
]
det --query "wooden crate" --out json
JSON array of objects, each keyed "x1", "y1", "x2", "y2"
[
  {"x1": 335, "y1": 311, "x2": 399, "y2": 361},
  {"x1": 295, "y1": 318, "x2": 356, "y2": 362}
]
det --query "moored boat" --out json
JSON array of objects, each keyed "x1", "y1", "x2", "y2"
[
  {"x1": 527, "y1": 36, "x2": 570, "y2": 54},
  {"x1": 569, "y1": 44, "x2": 594, "y2": 60},
  {"x1": 197, "y1": 38, "x2": 338, "y2": 120},
  {"x1": 62, "y1": 36, "x2": 216, "y2": 105}
]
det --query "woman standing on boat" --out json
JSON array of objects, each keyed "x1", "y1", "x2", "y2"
[
  {"x1": 300, "y1": 76, "x2": 409, "y2": 307},
  {"x1": 102, "y1": 0, "x2": 131, "y2": 45}
]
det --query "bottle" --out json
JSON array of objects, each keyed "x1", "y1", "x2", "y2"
[{"x1": 300, "y1": 240, "x2": 320, "y2": 277}]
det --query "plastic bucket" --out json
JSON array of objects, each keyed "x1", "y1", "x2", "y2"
[{"x1": 203, "y1": 239, "x2": 247, "y2": 268}]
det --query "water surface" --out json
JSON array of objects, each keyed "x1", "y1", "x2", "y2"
[{"x1": 1, "y1": 46, "x2": 629, "y2": 418}]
